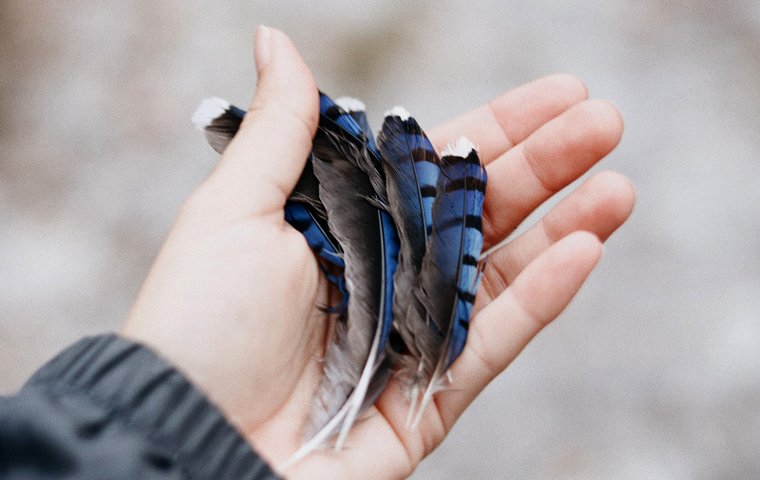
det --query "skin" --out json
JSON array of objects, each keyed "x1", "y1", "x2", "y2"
[{"x1": 122, "y1": 26, "x2": 636, "y2": 479}]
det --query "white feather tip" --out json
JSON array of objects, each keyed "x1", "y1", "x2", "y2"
[
  {"x1": 191, "y1": 97, "x2": 231, "y2": 130},
  {"x1": 334, "y1": 97, "x2": 366, "y2": 113},
  {"x1": 384, "y1": 105, "x2": 411, "y2": 121},
  {"x1": 442, "y1": 136, "x2": 477, "y2": 157}
]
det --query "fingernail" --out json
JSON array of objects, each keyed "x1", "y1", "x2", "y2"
[{"x1": 255, "y1": 25, "x2": 272, "y2": 73}]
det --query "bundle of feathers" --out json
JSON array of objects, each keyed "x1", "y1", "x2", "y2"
[{"x1": 192, "y1": 92, "x2": 487, "y2": 465}]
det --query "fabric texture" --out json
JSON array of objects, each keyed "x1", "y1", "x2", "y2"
[{"x1": 0, "y1": 334, "x2": 280, "y2": 480}]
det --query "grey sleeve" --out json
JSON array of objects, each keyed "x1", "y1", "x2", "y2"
[{"x1": 0, "y1": 334, "x2": 280, "y2": 480}]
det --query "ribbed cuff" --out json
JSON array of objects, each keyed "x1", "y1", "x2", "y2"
[{"x1": 25, "y1": 334, "x2": 280, "y2": 480}]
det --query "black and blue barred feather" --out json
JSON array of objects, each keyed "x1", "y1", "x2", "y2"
[
  {"x1": 405, "y1": 137, "x2": 487, "y2": 427},
  {"x1": 290, "y1": 94, "x2": 399, "y2": 462},
  {"x1": 376, "y1": 108, "x2": 443, "y2": 414},
  {"x1": 191, "y1": 97, "x2": 347, "y2": 281},
  {"x1": 335, "y1": 97, "x2": 378, "y2": 154},
  {"x1": 326, "y1": 95, "x2": 398, "y2": 355}
]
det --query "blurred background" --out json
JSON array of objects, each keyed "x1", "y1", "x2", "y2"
[{"x1": 2, "y1": 1, "x2": 759, "y2": 478}]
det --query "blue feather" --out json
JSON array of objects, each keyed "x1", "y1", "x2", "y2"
[
  {"x1": 328, "y1": 99, "x2": 401, "y2": 410},
  {"x1": 409, "y1": 137, "x2": 487, "y2": 427},
  {"x1": 437, "y1": 144, "x2": 487, "y2": 368},
  {"x1": 334, "y1": 97, "x2": 402, "y2": 418},
  {"x1": 319, "y1": 94, "x2": 366, "y2": 140},
  {"x1": 335, "y1": 97, "x2": 378, "y2": 154},
  {"x1": 292, "y1": 94, "x2": 399, "y2": 461},
  {"x1": 377, "y1": 108, "x2": 442, "y2": 407},
  {"x1": 319, "y1": 93, "x2": 399, "y2": 353},
  {"x1": 378, "y1": 107, "x2": 439, "y2": 263},
  {"x1": 191, "y1": 97, "x2": 347, "y2": 293}
]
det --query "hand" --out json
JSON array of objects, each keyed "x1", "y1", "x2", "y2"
[{"x1": 122, "y1": 26, "x2": 635, "y2": 479}]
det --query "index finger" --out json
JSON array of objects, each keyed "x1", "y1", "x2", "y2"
[{"x1": 427, "y1": 74, "x2": 588, "y2": 164}]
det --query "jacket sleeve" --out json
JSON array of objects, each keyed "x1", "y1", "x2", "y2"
[{"x1": 0, "y1": 334, "x2": 281, "y2": 480}]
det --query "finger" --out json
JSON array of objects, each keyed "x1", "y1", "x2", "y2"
[
  {"x1": 201, "y1": 26, "x2": 319, "y2": 219},
  {"x1": 433, "y1": 231, "x2": 603, "y2": 430},
  {"x1": 482, "y1": 99, "x2": 624, "y2": 249},
  {"x1": 479, "y1": 171, "x2": 635, "y2": 305},
  {"x1": 427, "y1": 74, "x2": 588, "y2": 164}
]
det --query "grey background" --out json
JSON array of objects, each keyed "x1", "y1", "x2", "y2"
[{"x1": 2, "y1": 1, "x2": 759, "y2": 478}]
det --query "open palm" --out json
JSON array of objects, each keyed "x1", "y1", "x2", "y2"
[{"x1": 122, "y1": 27, "x2": 634, "y2": 479}]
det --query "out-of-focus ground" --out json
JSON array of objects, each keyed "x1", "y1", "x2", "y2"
[{"x1": 2, "y1": 1, "x2": 759, "y2": 478}]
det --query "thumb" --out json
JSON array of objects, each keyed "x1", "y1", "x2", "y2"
[{"x1": 206, "y1": 26, "x2": 319, "y2": 218}]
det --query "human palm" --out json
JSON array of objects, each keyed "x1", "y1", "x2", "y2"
[{"x1": 122, "y1": 27, "x2": 634, "y2": 480}]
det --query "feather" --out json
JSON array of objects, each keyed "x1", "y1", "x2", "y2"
[
  {"x1": 323, "y1": 96, "x2": 397, "y2": 352},
  {"x1": 376, "y1": 107, "x2": 442, "y2": 420},
  {"x1": 323, "y1": 97, "x2": 400, "y2": 444},
  {"x1": 407, "y1": 137, "x2": 487, "y2": 427},
  {"x1": 335, "y1": 96, "x2": 378, "y2": 153},
  {"x1": 191, "y1": 96, "x2": 346, "y2": 279},
  {"x1": 333, "y1": 99, "x2": 403, "y2": 424},
  {"x1": 331, "y1": 97, "x2": 404, "y2": 427},
  {"x1": 287, "y1": 94, "x2": 399, "y2": 465},
  {"x1": 191, "y1": 97, "x2": 247, "y2": 154}
]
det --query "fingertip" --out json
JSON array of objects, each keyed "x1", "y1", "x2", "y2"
[
  {"x1": 247, "y1": 27, "x2": 319, "y2": 133},
  {"x1": 542, "y1": 73, "x2": 589, "y2": 103},
  {"x1": 269, "y1": 27, "x2": 319, "y2": 102},
  {"x1": 599, "y1": 99, "x2": 625, "y2": 139},
  {"x1": 254, "y1": 25, "x2": 273, "y2": 73},
  {"x1": 582, "y1": 99, "x2": 625, "y2": 153},
  {"x1": 203, "y1": 28, "x2": 319, "y2": 218},
  {"x1": 540, "y1": 99, "x2": 623, "y2": 170},
  {"x1": 558, "y1": 230, "x2": 603, "y2": 265},
  {"x1": 592, "y1": 170, "x2": 637, "y2": 219}
]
